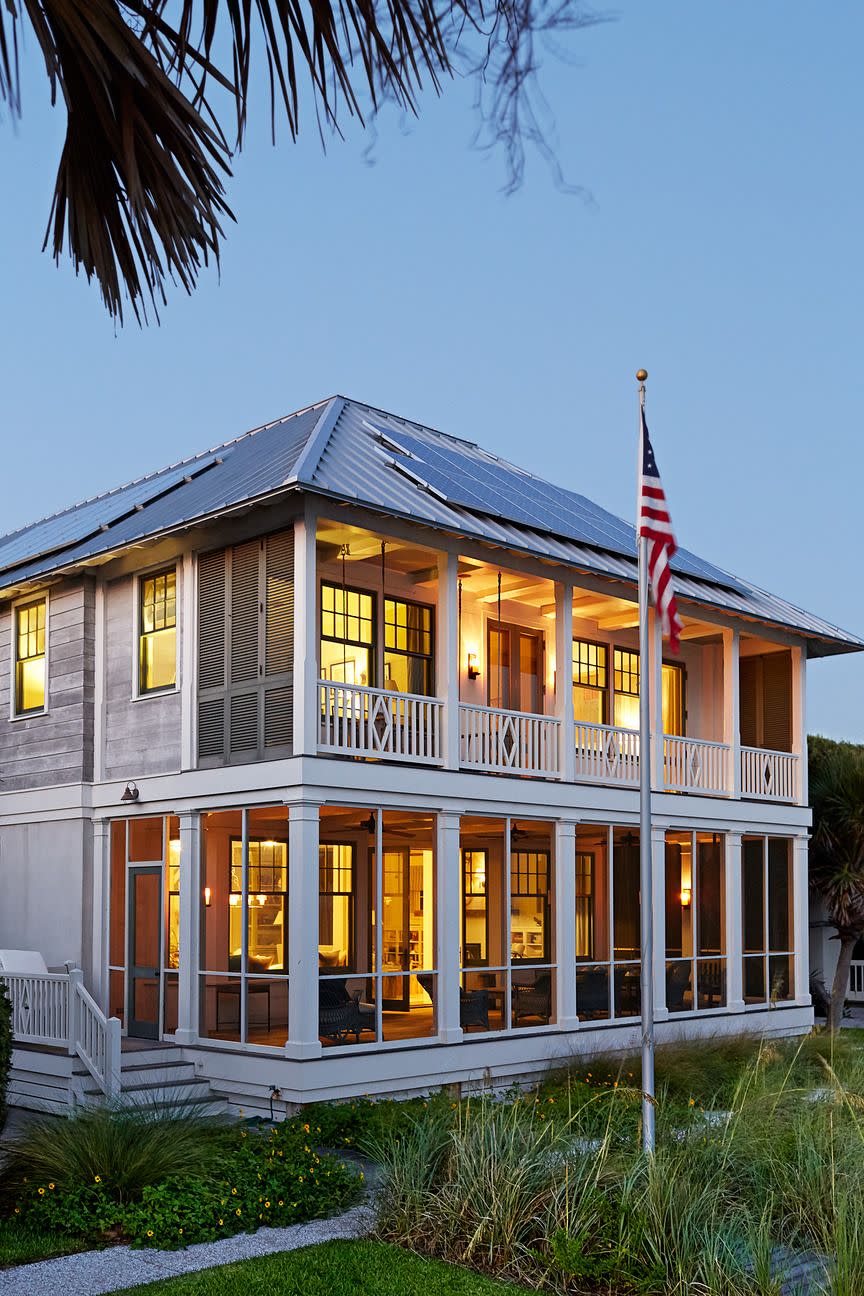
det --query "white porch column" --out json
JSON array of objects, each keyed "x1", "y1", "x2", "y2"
[
  {"x1": 90, "y1": 820, "x2": 110, "y2": 1006},
  {"x1": 792, "y1": 834, "x2": 810, "y2": 1006},
  {"x1": 722, "y1": 628, "x2": 741, "y2": 798},
  {"x1": 554, "y1": 584, "x2": 575, "y2": 783},
  {"x1": 650, "y1": 826, "x2": 668, "y2": 1019},
  {"x1": 292, "y1": 508, "x2": 319, "y2": 758},
  {"x1": 438, "y1": 551, "x2": 460, "y2": 771},
  {"x1": 554, "y1": 819, "x2": 578, "y2": 1029},
  {"x1": 648, "y1": 609, "x2": 664, "y2": 790},
  {"x1": 724, "y1": 831, "x2": 745, "y2": 1011},
  {"x1": 174, "y1": 812, "x2": 200, "y2": 1044},
  {"x1": 287, "y1": 802, "x2": 322, "y2": 1059},
  {"x1": 437, "y1": 813, "x2": 463, "y2": 1042},
  {"x1": 791, "y1": 647, "x2": 807, "y2": 806}
]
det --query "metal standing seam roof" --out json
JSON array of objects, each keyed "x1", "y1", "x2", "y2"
[{"x1": 0, "y1": 395, "x2": 860, "y2": 658}]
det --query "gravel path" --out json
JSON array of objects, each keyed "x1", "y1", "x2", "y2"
[{"x1": 0, "y1": 1201, "x2": 376, "y2": 1296}]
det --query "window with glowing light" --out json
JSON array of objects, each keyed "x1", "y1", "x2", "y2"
[
  {"x1": 15, "y1": 598, "x2": 46, "y2": 714},
  {"x1": 139, "y1": 568, "x2": 177, "y2": 693}
]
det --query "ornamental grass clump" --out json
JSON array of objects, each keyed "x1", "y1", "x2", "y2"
[{"x1": 376, "y1": 1036, "x2": 864, "y2": 1296}]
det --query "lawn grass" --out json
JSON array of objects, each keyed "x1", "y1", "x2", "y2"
[
  {"x1": 0, "y1": 1213, "x2": 88, "y2": 1268},
  {"x1": 114, "y1": 1239, "x2": 530, "y2": 1295}
]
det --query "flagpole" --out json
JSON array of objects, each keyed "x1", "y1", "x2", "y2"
[{"x1": 637, "y1": 368, "x2": 656, "y2": 1156}]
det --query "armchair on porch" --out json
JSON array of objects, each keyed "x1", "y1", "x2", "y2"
[
  {"x1": 511, "y1": 973, "x2": 552, "y2": 1025},
  {"x1": 416, "y1": 974, "x2": 490, "y2": 1030},
  {"x1": 318, "y1": 979, "x2": 376, "y2": 1042}
]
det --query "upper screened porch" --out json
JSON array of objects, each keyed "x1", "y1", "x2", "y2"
[{"x1": 295, "y1": 515, "x2": 807, "y2": 804}]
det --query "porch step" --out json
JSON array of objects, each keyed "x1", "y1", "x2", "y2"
[{"x1": 72, "y1": 1050, "x2": 230, "y2": 1118}]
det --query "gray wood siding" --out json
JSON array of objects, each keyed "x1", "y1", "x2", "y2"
[
  {"x1": 104, "y1": 573, "x2": 182, "y2": 779},
  {"x1": 0, "y1": 581, "x2": 94, "y2": 790}
]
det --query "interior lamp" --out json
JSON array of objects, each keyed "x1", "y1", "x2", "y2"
[
  {"x1": 204, "y1": 886, "x2": 212, "y2": 907},
  {"x1": 680, "y1": 887, "x2": 692, "y2": 908},
  {"x1": 467, "y1": 652, "x2": 480, "y2": 681}
]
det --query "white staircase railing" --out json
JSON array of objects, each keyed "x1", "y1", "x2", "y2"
[
  {"x1": 2, "y1": 969, "x2": 121, "y2": 1099},
  {"x1": 459, "y1": 704, "x2": 560, "y2": 776},
  {"x1": 663, "y1": 735, "x2": 730, "y2": 796},
  {"x1": 318, "y1": 681, "x2": 443, "y2": 763}
]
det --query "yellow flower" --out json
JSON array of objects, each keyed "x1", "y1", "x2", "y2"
[
  {"x1": 236, "y1": 1208, "x2": 242, "y2": 1216},
  {"x1": 303, "y1": 1123, "x2": 310, "y2": 1133},
  {"x1": 147, "y1": 1230, "x2": 154, "y2": 1238},
  {"x1": 48, "y1": 1183, "x2": 55, "y2": 1190},
  {"x1": 278, "y1": 1200, "x2": 284, "y2": 1207},
  {"x1": 218, "y1": 1219, "x2": 224, "y2": 1226},
  {"x1": 264, "y1": 1201, "x2": 270, "y2": 1208},
  {"x1": 38, "y1": 1188, "x2": 45, "y2": 1196},
  {"x1": 689, "y1": 1098, "x2": 696, "y2": 1107},
  {"x1": 14, "y1": 1208, "x2": 20, "y2": 1215},
  {"x1": 179, "y1": 1229, "x2": 183, "y2": 1234},
  {"x1": 231, "y1": 1187, "x2": 238, "y2": 1195},
  {"x1": 94, "y1": 1175, "x2": 102, "y2": 1184}
]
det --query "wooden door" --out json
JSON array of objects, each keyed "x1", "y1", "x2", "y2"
[
  {"x1": 127, "y1": 866, "x2": 162, "y2": 1039},
  {"x1": 487, "y1": 622, "x2": 543, "y2": 713}
]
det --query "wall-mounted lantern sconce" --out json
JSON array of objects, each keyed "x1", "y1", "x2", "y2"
[
  {"x1": 120, "y1": 781, "x2": 140, "y2": 803},
  {"x1": 204, "y1": 887, "x2": 212, "y2": 907},
  {"x1": 467, "y1": 653, "x2": 480, "y2": 681},
  {"x1": 680, "y1": 886, "x2": 692, "y2": 908}
]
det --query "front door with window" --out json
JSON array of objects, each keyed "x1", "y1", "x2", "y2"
[
  {"x1": 127, "y1": 866, "x2": 162, "y2": 1039},
  {"x1": 487, "y1": 622, "x2": 543, "y2": 713}
]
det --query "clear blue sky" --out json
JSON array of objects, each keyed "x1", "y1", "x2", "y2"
[{"x1": 2, "y1": 2, "x2": 862, "y2": 738}]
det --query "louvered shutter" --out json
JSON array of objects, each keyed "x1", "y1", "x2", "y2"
[
  {"x1": 761, "y1": 652, "x2": 792, "y2": 752},
  {"x1": 197, "y1": 529, "x2": 294, "y2": 765},
  {"x1": 263, "y1": 531, "x2": 294, "y2": 750},
  {"x1": 197, "y1": 549, "x2": 228, "y2": 758},
  {"x1": 739, "y1": 656, "x2": 759, "y2": 747}
]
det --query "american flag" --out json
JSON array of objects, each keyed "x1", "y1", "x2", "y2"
[{"x1": 638, "y1": 406, "x2": 682, "y2": 653}]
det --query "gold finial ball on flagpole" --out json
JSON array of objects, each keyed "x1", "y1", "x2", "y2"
[{"x1": 636, "y1": 369, "x2": 648, "y2": 383}]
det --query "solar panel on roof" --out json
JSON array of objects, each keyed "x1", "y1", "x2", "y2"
[
  {"x1": 0, "y1": 455, "x2": 220, "y2": 576},
  {"x1": 371, "y1": 421, "x2": 746, "y2": 594}
]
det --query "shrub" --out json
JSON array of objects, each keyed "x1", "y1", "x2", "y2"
[
  {"x1": 9, "y1": 1113, "x2": 363, "y2": 1250},
  {"x1": 301, "y1": 1093, "x2": 444, "y2": 1152}
]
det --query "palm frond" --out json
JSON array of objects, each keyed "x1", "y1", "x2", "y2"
[{"x1": 2, "y1": 0, "x2": 603, "y2": 321}]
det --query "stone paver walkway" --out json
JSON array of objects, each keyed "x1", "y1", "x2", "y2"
[{"x1": 0, "y1": 1201, "x2": 375, "y2": 1296}]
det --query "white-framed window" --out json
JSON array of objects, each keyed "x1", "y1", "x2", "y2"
[
  {"x1": 137, "y1": 566, "x2": 178, "y2": 695},
  {"x1": 665, "y1": 830, "x2": 726, "y2": 1012},
  {"x1": 12, "y1": 594, "x2": 48, "y2": 716}
]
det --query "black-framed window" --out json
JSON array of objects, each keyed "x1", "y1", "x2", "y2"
[
  {"x1": 461, "y1": 849, "x2": 489, "y2": 965},
  {"x1": 319, "y1": 842, "x2": 356, "y2": 971},
  {"x1": 572, "y1": 639, "x2": 608, "y2": 725},
  {"x1": 575, "y1": 851, "x2": 595, "y2": 960},
  {"x1": 139, "y1": 568, "x2": 177, "y2": 693},
  {"x1": 320, "y1": 582, "x2": 376, "y2": 687},
  {"x1": 15, "y1": 597, "x2": 47, "y2": 714},
  {"x1": 384, "y1": 597, "x2": 434, "y2": 695},
  {"x1": 613, "y1": 648, "x2": 640, "y2": 729},
  {"x1": 229, "y1": 837, "x2": 288, "y2": 972},
  {"x1": 510, "y1": 850, "x2": 550, "y2": 962}
]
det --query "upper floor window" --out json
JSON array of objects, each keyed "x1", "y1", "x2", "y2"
[
  {"x1": 320, "y1": 582, "x2": 375, "y2": 687},
  {"x1": 139, "y1": 568, "x2": 176, "y2": 693},
  {"x1": 609, "y1": 646, "x2": 685, "y2": 735},
  {"x1": 14, "y1": 597, "x2": 47, "y2": 714},
  {"x1": 573, "y1": 639, "x2": 608, "y2": 724},
  {"x1": 384, "y1": 597, "x2": 434, "y2": 695}
]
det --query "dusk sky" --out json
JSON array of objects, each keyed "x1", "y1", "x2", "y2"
[{"x1": 2, "y1": 2, "x2": 861, "y2": 738}]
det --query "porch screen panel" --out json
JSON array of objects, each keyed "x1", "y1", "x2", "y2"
[{"x1": 197, "y1": 530, "x2": 295, "y2": 765}]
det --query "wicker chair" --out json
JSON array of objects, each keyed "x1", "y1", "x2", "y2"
[{"x1": 511, "y1": 973, "x2": 552, "y2": 1024}]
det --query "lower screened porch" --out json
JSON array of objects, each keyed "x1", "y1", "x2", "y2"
[{"x1": 102, "y1": 806, "x2": 809, "y2": 1062}]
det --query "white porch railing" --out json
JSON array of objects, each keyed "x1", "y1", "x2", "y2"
[
  {"x1": 664, "y1": 735, "x2": 730, "y2": 796},
  {"x1": 1, "y1": 969, "x2": 121, "y2": 1098},
  {"x1": 573, "y1": 722, "x2": 640, "y2": 786},
  {"x1": 740, "y1": 747, "x2": 799, "y2": 802},
  {"x1": 318, "y1": 681, "x2": 443, "y2": 764},
  {"x1": 459, "y1": 704, "x2": 560, "y2": 777}
]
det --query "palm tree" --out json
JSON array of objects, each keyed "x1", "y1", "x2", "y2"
[
  {"x1": 0, "y1": 0, "x2": 601, "y2": 323},
  {"x1": 809, "y1": 735, "x2": 864, "y2": 1033}
]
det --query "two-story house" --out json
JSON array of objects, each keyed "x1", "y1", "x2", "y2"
[{"x1": 1, "y1": 396, "x2": 861, "y2": 1113}]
